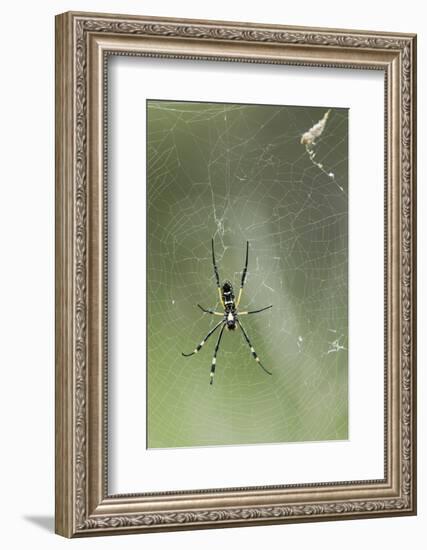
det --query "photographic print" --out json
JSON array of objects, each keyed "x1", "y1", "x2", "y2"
[
  {"x1": 147, "y1": 100, "x2": 349, "y2": 449},
  {"x1": 56, "y1": 13, "x2": 416, "y2": 536}
]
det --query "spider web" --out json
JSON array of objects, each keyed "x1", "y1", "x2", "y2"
[{"x1": 147, "y1": 100, "x2": 348, "y2": 449}]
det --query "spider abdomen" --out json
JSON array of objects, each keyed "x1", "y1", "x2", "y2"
[{"x1": 221, "y1": 280, "x2": 235, "y2": 306}]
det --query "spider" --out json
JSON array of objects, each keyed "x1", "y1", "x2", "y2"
[{"x1": 182, "y1": 239, "x2": 273, "y2": 385}]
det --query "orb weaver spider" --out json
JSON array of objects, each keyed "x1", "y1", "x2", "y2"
[{"x1": 182, "y1": 239, "x2": 273, "y2": 385}]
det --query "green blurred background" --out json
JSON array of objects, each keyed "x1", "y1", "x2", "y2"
[{"x1": 147, "y1": 100, "x2": 348, "y2": 448}]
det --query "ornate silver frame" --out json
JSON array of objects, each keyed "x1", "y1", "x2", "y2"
[{"x1": 55, "y1": 11, "x2": 417, "y2": 537}]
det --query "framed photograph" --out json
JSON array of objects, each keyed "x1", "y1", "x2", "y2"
[{"x1": 55, "y1": 11, "x2": 417, "y2": 537}]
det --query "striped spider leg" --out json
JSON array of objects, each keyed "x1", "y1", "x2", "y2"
[
  {"x1": 182, "y1": 319, "x2": 224, "y2": 357},
  {"x1": 237, "y1": 320, "x2": 272, "y2": 376}
]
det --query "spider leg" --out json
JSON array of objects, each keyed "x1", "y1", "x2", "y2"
[
  {"x1": 210, "y1": 323, "x2": 226, "y2": 385},
  {"x1": 238, "y1": 305, "x2": 272, "y2": 315},
  {"x1": 182, "y1": 320, "x2": 224, "y2": 357},
  {"x1": 236, "y1": 241, "x2": 249, "y2": 307},
  {"x1": 237, "y1": 320, "x2": 272, "y2": 376},
  {"x1": 211, "y1": 238, "x2": 224, "y2": 307},
  {"x1": 197, "y1": 304, "x2": 223, "y2": 316}
]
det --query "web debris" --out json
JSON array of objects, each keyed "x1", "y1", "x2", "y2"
[
  {"x1": 301, "y1": 109, "x2": 344, "y2": 192},
  {"x1": 326, "y1": 333, "x2": 346, "y2": 355}
]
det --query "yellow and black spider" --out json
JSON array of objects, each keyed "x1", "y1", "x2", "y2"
[{"x1": 182, "y1": 238, "x2": 273, "y2": 385}]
